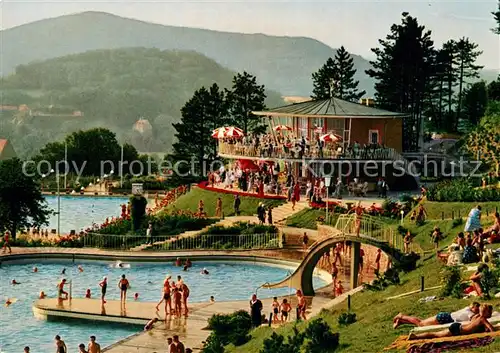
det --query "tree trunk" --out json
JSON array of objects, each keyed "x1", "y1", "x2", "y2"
[{"x1": 456, "y1": 60, "x2": 465, "y2": 130}]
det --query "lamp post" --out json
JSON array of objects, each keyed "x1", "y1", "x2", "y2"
[
  {"x1": 324, "y1": 177, "x2": 332, "y2": 224},
  {"x1": 400, "y1": 210, "x2": 405, "y2": 225}
]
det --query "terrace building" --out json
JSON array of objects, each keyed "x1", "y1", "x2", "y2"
[{"x1": 218, "y1": 96, "x2": 418, "y2": 190}]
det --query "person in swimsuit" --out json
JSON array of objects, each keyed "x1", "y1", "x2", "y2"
[
  {"x1": 24, "y1": 347, "x2": 30, "y2": 353},
  {"x1": 118, "y1": 274, "x2": 130, "y2": 303},
  {"x1": 173, "y1": 288, "x2": 182, "y2": 317},
  {"x1": 11, "y1": 279, "x2": 20, "y2": 285},
  {"x1": 408, "y1": 304, "x2": 494, "y2": 340},
  {"x1": 99, "y1": 277, "x2": 107, "y2": 304},
  {"x1": 85, "y1": 289, "x2": 92, "y2": 299},
  {"x1": 78, "y1": 344, "x2": 88, "y2": 353},
  {"x1": 331, "y1": 262, "x2": 339, "y2": 293},
  {"x1": 271, "y1": 297, "x2": 280, "y2": 324},
  {"x1": 181, "y1": 282, "x2": 190, "y2": 315},
  {"x1": 296, "y1": 290, "x2": 307, "y2": 320},
  {"x1": 167, "y1": 337, "x2": 178, "y2": 353},
  {"x1": 393, "y1": 302, "x2": 480, "y2": 329},
  {"x1": 55, "y1": 335, "x2": 67, "y2": 353},
  {"x1": 280, "y1": 298, "x2": 291, "y2": 323},
  {"x1": 348, "y1": 201, "x2": 363, "y2": 236},
  {"x1": 88, "y1": 336, "x2": 101, "y2": 353},
  {"x1": 39, "y1": 291, "x2": 47, "y2": 299},
  {"x1": 335, "y1": 280, "x2": 344, "y2": 297},
  {"x1": 33, "y1": 267, "x2": 38, "y2": 273},
  {"x1": 58, "y1": 279, "x2": 68, "y2": 299},
  {"x1": 375, "y1": 249, "x2": 382, "y2": 274},
  {"x1": 359, "y1": 247, "x2": 365, "y2": 274},
  {"x1": 144, "y1": 317, "x2": 159, "y2": 331},
  {"x1": 156, "y1": 275, "x2": 172, "y2": 313},
  {"x1": 2, "y1": 231, "x2": 12, "y2": 254}
]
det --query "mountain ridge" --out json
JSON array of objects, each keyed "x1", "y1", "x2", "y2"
[{"x1": 0, "y1": 11, "x2": 375, "y2": 96}]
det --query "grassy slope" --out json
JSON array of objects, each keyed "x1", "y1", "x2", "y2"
[
  {"x1": 226, "y1": 214, "x2": 499, "y2": 353},
  {"x1": 418, "y1": 201, "x2": 500, "y2": 220},
  {"x1": 167, "y1": 187, "x2": 284, "y2": 218}
]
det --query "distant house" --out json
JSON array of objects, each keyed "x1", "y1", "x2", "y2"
[{"x1": 0, "y1": 139, "x2": 17, "y2": 161}]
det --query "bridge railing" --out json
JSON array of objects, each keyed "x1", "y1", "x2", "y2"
[{"x1": 332, "y1": 214, "x2": 422, "y2": 255}]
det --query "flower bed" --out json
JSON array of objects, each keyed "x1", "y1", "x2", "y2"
[{"x1": 198, "y1": 181, "x2": 286, "y2": 200}]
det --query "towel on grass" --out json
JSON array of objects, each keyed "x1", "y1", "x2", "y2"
[{"x1": 406, "y1": 336, "x2": 493, "y2": 353}]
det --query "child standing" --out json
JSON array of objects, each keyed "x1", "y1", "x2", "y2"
[
  {"x1": 280, "y1": 298, "x2": 291, "y2": 323},
  {"x1": 271, "y1": 297, "x2": 280, "y2": 324}
]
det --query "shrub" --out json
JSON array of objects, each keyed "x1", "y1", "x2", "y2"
[
  {"x1": 427, "y1": 179, "x2": 500, "y2": 202},
  {"x1": 364, "y1": 269, "x2": 400, "y2": 291},
  {"x1": 337, "y1": 312, "x2": 357, "y2": 326},
  {"x1": 304, "y1": 318, "x2": 340, "y2": 353},
  {"x1": 480, "y1": 262, "x2": 500, "y2": 299},
  {"x1": 130, "y1": 195, "x2": 148, "y2": 231},
  {"x1": 207, "y1": 310, "x2": 252, "y2": 347},
  {"x1": 452, "y1": 218, "x2": 464, "y2": 228},
  {"x1": 441, "y1": 265, "x2": 465, "y2": 298},
  {"x1": 260, "y1": 327, "x2": 305, "y2": 353},
  {"x1": 201, "y1": 333, "x2": 225, "y2": 353}
]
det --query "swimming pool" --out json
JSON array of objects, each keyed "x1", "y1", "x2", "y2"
[
  {"x1": 44, "y1": 196, "x2": 128, "y2": 233},
  {"x1": 0, "y1": 260, "x2": 327, "y2": 352}
]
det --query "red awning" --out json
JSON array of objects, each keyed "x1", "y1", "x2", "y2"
[{"x1": 237, "y1": 159, "x2": 260, "y2": 171}]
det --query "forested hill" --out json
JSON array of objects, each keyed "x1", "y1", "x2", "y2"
[
  {"x1": 0, "y1": 11, "x2": 375, "y2": 96},
  {"x1": 0, "y1": 48, "x2": 284, "y2": 157}
]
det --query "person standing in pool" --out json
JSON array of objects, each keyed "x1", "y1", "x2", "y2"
[
  {"x1": 55, "y1": 335, "x2": 67, "y2": 353},
  {"x1": 57, "y1": 279, "x2": 68, "y2": 299},
  {"x1": 88, "y1": 335, "x2": 101, "y2": 353},
  {"x1": 99, "y1": 277, "x2": 107, "y2": 304},
  {"x1": 118, "y1": 275, "x2": 130, "y2": 303}
]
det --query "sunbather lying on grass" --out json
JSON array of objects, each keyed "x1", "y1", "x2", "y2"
[
  {"x1": 408, "y1": 304, "x2": 494, "y2": 340},
  {"x1": 393, "y1": 302, "x2": 480, "y2": 329}
]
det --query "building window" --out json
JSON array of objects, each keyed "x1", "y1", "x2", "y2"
[{"x1": 369, "y1": 129, "x2": 379, "y2": 144}]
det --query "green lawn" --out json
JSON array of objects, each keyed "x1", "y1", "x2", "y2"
[
  {"x1": 416, "y1": 201, "x2": 500, "y2": 220},
  {"x1": 285, "y1": 208, "x2": 325, "y2": 230},
  {"x1": 166, "y1": 187, "x2": 285, "y2": 217}
]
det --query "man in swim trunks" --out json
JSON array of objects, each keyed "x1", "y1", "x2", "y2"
[
  {"x1": 58, "y1": 279, "x2": 68, "y2": 299},
  {"x1": 408, "y1": 304, "x2": 494, "y2": 340},
  {"x1": 173, "y1": 335, "x2": 185, "y2": 353},
  {"x1": 296, "y1": 290, "x2": 307, "y2": 320},
  {"x1": 118, "y1": 274, "x2": 130, "y2": 303},
  {"x1": 280, "y1": 298, "x2": 291, "y2": 323},
  {"x1": 55, "y1": 335, "x2": 67, "y2": 353},
  {"x1": 99, "y1": 277, "x2": 107, "y2": 304},
  {"x1": 180, "y1": 282, "x2": 190, "y2": 315},
  {"x1": 393, "y1": 302, "x2": 481, "y2": 328},
  {"x1": 88, "y1": 335, "x2": 101, "y2": 353},
  {"x1": 2, "y1": 231, "x2": 11, "y2": 254},
  {"x1": 156, "y1": 275, "x2": 172, "y2": 314}
]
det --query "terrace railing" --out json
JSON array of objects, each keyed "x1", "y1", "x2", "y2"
[
  {"x1": 83, "y1": 232, "x2": 281, "y2": 251},
  {"x1": 218, "y1": 141, "x2": 399, "y2": 161}
]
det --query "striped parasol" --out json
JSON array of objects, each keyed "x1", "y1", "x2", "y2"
[
  {"x1": 212, "y1": 127, "x2": 244, "y2": 139},
  {"x1": 273, "y1": 125, "x2": 292, "y2": 131},
  {"x1": 319, "y1": 133, "x2": 343, "y2": 143}
]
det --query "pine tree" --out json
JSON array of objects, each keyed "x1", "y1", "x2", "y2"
[
  {"x1": 171, "y1": 85, "x2": 228, "y2": 175},
  {"x1": 461, "y1": 81, "x2": 488, "y2": 131},
  {"x1": 311, "y1": 47, "x2": 365, "y2": 102},
  {"x1": 311, "y1": 58, "x2": 336, "y2": 99},
  {"x1": 492, "y1": 1, "x2": 500, "y2": 34},
  {"x1": 487, "y1": 77, "x2": 500, "y2": 101},
  {"x1": 455, "y1": 38, "x2": 483, "y2": 125},
  {"x1": 366, "y1": 12, "x2": 435, "y2": 151},
  {"x1": 226, "y1": 72, "x2": 267, "y2": 134}
]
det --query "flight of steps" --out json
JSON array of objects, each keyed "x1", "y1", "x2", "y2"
[{"x1": 273, "y1": 200, "x2": 309, "y2": 225}]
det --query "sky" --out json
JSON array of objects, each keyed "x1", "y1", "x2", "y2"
[{"x1": 1, "y1": 0, "x2": 499, "y2": 69}]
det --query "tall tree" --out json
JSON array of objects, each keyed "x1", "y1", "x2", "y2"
[
  {"x1": 492, "y1": 1, "x2": 500, "y2": 34},
  {"x1": 311, "y1": 47, "x2": 366, "y2": 102},
  {"x1": 461, "y1": 81, "x2": 488, "y2": 131},
  {"x1": 311, "y1": 58, "x2": 336, "y2": 100},
  {"x1": 366, "y1": 12, "x2": 435, "y2": 151},
  {"x1": 487, "y1": 77, "x2": 500, "y2": 101},
  {"x1": 226, "y1": 72, "x2": 266, "y2": 134},
  {"x1": 454, "y1": 38, "x2": 483, "y2": 124},
  {"x1": 0, "y1": 158, "x2": 52, "y2": 239},
  {"x1": 206, "y1": 84, "x2": 229, "y2": 156},
  {"x1": 171, "y1": 85, "x2": 228, "y2": 174}
]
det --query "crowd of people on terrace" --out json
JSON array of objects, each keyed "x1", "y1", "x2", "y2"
[{"x1": 220, "y1": 132, "x2": 394, "y2": 160}]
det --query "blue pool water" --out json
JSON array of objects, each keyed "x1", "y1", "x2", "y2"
[
  {"x1": 44, "y1": 196, "x2": 128, "y2": 233},
  {"x1": 0, "y1": 261, "x2": 326, "y2": 352}
]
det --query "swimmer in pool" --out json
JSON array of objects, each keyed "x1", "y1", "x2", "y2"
[
  {"x1": 11, "y1": 279, "x2": 20, "y2": 285},
  {"x1": 85, "y1": 289, "x2": 91, "y2": 298},
  {"x1": 210, "y1": 296, "x2": 215, "y2": 303},
  {"x1": 5, "y1": 297, "x2": 16, "y2": 307},
  {"x1": 61, "y1": 268, "x2": 66, "y2": 275},
  {"x1": 78, "y1": 265, "x2": 84, "y2": 272},
  {"x1": 33, "y1": 267, "x2": 38, "y2": 273},
  {"x1": 201, "y1": 268, "x2": 209, "y2": 275},
  {"x1": 39, "y1": 291, "x2": 47, "y2": 299},
  {"x1": 134, "y1": 293, "x2": 139, "y2": 300},
  {"x1": 55, "y1": 335, "x2": 67, "y2": 353},
  {"x1": 183, "y1": 265, "x2": 188, "y2": 271}
]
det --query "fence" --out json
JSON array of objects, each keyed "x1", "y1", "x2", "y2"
[
  {"x1": 434, "y1": 206, "x2": 499, "y2": 221},
  {"x1": 328, "y1": 214, "x2": 422, "y2": 255},
  {"x1": 83, "y1": 232, "x2": 281, "y2": 251}
]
